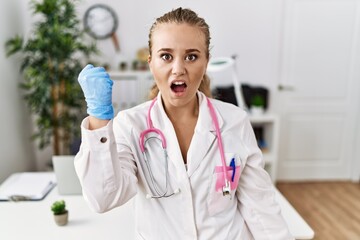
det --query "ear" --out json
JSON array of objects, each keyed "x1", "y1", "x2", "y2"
[
  {"x1": 148, "y1": 55, "x2": 153, "y2": 73},
  {"x1": 203, "y1": 59, "x2": 209, "y2": 79},
  {"x1": 204, "y1": 57, "x2": 209, "y2": 71}
]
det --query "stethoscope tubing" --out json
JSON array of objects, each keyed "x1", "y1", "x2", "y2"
[
  {"x1": 140, "y1": 96, "x2": 231, "y2": 198},
  {"x1": 206, "y1": 98, "x2": 231, "y2": 190},
  {"x1": 139, "y1": 97, "x2": 167, "y2": 152},
  {"x1": 142, "y1": 141, "x2": 169, "y2": 197}
]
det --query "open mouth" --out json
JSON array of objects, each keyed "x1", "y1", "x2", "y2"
[{"x1": 171, "y1": 81, "x2": 187, "y2": 93}]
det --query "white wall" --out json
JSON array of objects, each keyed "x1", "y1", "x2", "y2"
[
  {"x1": 352, "y1": 73, "x2": 360, "y2": 181},
  {"x1": 0, "y1": 0, "x2": 36, "y2": 182}
]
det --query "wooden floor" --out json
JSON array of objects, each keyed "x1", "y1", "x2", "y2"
[{"x1": 277, "y1": 181, "x2": 360, "y2": 240}]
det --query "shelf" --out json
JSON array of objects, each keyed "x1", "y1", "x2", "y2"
[
  {"x1": 249, "y1": 113, "x2": 279, "y2": 123},
  {"x1": 263, "y1": 152, "x2": 276, "y2": 165},
  {"x1": 108, "y1": 70, "x2": 152, "y2": 80},
  {"x1": 249, "y1": 113, "x2": 280, "y2": 183}
]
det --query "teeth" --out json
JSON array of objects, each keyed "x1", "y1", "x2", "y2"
[{"x1": 173, "y1": 81, "x2": 185, "y2": 85}]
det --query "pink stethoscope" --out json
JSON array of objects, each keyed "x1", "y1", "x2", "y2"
[{"x1": 139, "y1": 97, "x2": 231, "y2": 199}]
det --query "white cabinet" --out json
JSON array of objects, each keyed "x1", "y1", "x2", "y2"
[
  {"x1": 109, "y1": 71, "x2": 153, "y2": 114},
  {"x1": 249, "y1": 114, "x2": 280, "y2": 183}
]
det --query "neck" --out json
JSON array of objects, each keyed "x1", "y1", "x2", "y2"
[
  {"x1": 162, "y1": 95, "x2": 200, "y2": 164},
  {"x1": 163, "y1": 96, "x2": 199, "y2": 123}
]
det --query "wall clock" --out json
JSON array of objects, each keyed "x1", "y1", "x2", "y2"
[{"x1": 83, "y1": 4, "x2": 120, "y2": 51}]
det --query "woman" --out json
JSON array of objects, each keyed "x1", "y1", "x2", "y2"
[{"x1": 75, "y1": 7, "x2": 294, "y2": 240}]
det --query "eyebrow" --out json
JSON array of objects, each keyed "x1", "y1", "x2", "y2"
[{"x1": 157, "y1": 48, "x2": 201, "y2": 53}]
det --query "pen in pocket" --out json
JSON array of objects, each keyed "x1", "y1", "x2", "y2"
[{"x1": 230, "y1": 158, "x2": 236, "y2": 182}]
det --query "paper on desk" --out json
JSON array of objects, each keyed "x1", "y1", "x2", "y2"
[{"x1": 0, "y1": 172, "x2": 56, "y2": 201}]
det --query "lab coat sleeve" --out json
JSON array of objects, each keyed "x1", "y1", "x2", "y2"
[
  {"x1": 74, "y1": 117, "x2": 138, "y2": 213},
  {"x1": 236, "y1": 117, "x2": 294, "y2": 240}
]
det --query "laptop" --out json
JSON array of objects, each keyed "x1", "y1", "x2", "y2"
[{"x1": 52, "y1": 155, "x2": 82, "y2": 195}]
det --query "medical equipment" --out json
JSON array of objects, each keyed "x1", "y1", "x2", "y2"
[
  {"x1": 207, "y1": 56, "x2": 246, "y2": 110},
  {"x1": 139, "y1": 97, "x2": 232, "y2": 199},
  {"x1": 206, "y1": 97, "x2": 231, "y2": 196}
]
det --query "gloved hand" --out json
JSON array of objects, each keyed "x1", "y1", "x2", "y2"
[{"x1": 78, "y1": 64, "x2": 114, "y2": 120}]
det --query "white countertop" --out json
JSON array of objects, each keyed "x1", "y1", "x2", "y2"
[{"x1": 0, "y1": 184, "x2": 314, "y2": 240}]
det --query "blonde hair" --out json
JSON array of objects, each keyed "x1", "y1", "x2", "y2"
[{"x1": 147, "y1": 7, "x2": 212, "y2": 99}]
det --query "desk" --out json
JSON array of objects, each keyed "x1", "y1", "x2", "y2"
[
  {"x1": 0, "y1": 187, "x2": 314, "y2": 240},
  {"x1": 0, "y1": 186, "x2": 135, "y2": 240}
]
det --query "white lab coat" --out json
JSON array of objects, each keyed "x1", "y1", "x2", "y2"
[{"x1": 74, "y1": 91, "x2": 294, "y2": 240}]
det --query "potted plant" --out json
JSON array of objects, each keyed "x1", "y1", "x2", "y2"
[
  {"x1": 250, "y1": 94, "x2": 265, "y2": 115},
  {"x1": 51, "y1": 200, "x2": 68, "y2": 226},
  {"x1": 5, "y1": 0, "x2": 97, "y2": 155}
]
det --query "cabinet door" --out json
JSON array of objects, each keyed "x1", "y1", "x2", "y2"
[
  {"x1": 277, "y1": 0, "x2": 360, "y2": 180},
  {"x1": 112, "y1": 78, "x2": 139, "y2": 114},
  {"x1": 111, "y1": 71, "x2": 153, "y2": 113}
]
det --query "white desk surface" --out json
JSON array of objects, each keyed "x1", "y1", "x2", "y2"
[{"x1": 0, "y1": 185, "x2": 314, "y2": 240}]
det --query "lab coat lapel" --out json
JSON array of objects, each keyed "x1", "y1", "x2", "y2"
[{"x1": 187, "y1": 93, "x2": 224, "y2": 177}]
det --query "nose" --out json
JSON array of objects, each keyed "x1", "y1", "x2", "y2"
[{"x1": 171, "y1": 59, "x2": 186, "y2": 76}]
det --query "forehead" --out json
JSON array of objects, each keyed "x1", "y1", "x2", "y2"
[{"x1": 151, "y1": 23, "x2": 206, "y2": 51}]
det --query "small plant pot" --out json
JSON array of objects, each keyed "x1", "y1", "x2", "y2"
[
  {"x1": 250, "y1": 106, "x2": 265, "y2": 116},
  {"x1": 54, "y1": 211, "x2": 68, "y2": 226}
]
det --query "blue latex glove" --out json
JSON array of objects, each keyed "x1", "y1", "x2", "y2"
[{"x1": 78, "y1": 64, "x2": 114, "y2": 120}]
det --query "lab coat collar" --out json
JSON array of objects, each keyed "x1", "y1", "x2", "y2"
[
  {"x1": 150, "y1": 91, "x2": 224, "y2": 178},
  {"x1": 187, "y1": 92, "x2": 224, "y2": 176},
  {"x1": 194, "y1": 91, "x2": 224, "y2": 133}
]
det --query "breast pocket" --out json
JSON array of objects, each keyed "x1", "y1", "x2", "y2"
[{"x1": 207, "y1": 153, "x2": 242, "y2": 216}]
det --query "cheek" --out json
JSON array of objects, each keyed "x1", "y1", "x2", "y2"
[
  {"x1": 149, "y1": 62, "x2": 162, "y2": 80},
  {"x1": 150, "y1": 59, "x2": 169, "y2": 76},
  {"x1": 150, "y1": 63, "x2": 169, "y2": 90},
  {"x1": 190, "y1": 64, "x2": 207, "y2": 83},
  {"x1": 152, "y1": 71, "x2": 167, "y2": 86}
]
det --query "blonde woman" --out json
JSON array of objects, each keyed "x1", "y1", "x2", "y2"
[{"x1": 75, "y1": 7, "x2": 294, "y2": 240}]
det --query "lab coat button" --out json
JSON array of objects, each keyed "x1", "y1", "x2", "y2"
[{"x1": 100, "y1": 137, "x2": 107, "y2": 143}]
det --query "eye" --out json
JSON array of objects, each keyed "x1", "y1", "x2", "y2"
[
  {"x1": 160, "y1": 53, "x2": 172, "y2": 61},
  {"x1": 185, "y1": 54, "x2": 197, "y2": 62}
]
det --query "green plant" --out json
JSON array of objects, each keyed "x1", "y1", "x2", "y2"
[
  {"x1": 5, "y1": 0, "x2": 97, "y2": 155},
  {"x1": 51, "y1": 200, "x2": 67, "y2": 215},
  {"x1": 251, "y1": 94, "x2": 265, "y2": 107}
]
